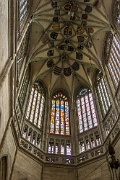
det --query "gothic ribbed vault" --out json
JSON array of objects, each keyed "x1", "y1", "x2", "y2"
[{"x1": 27, "y1": 0, "x2": 112, "y2": 94}]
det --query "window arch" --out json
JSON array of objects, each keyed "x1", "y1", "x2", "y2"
[
  {"x1": 26, "y1": 81, "x2": 45, "y2": 128},
  {"x1": 50, "y1": 90, "x2": 70, "y2": 135},
  {"x1": 96, "y1": 72, "x2": 111, "y2": 117},
  {"x1": 105, "y1": 32, "x2": 120, "y2": 88},
  {"x1": 76, "y1": 88, "x2": 98, "y2": 133}
]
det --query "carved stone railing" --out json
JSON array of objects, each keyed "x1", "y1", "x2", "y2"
[
  {"x1": 19, "y1": 138, "x2": 45, "y2": 161},
  {"x1": 19, "y1": 136, "x2": 105, "y2": 166},
  {"x1": 45, "y1": 153, "x2": 76, "y2": 165},
  {"x1": 13, "y1": 104, "x2": 120, "y2": 166},
  {"x1": 77, "y1": 145, "x2": 104, "y2": 164}
]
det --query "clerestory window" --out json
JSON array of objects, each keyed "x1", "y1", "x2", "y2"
[
  {"x1": 50, "y1": 91, "x2": 70, "y2": 135},
  {"x1": 96, "y1": 73, "x2": 111, "y2": 117},
  {"x1": 76, "y1": 88, "x2": 98, "y2": 133},
  {"x1": 107, "y1": 34, "x2": 120, "y2": 88},
  {"x1": 26, "y1": 82, "x2": 45, "y2": 128},
  {"x1": 48, "y1": 90, "x2": 71, "y2": 155}
]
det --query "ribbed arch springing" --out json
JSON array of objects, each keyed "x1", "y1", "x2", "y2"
[
  {"x1": 26, "y1": 82, "x2": 45, "y2": 128},
  {"x1": 76, "y1": 88, "x2": 98, "y2": 133}
]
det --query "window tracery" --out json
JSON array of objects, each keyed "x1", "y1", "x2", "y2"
[
  {"x1": 26, "y1": 82, "x2": 45, "y2": 129},
  {"x1": 18, "y1": 71, "x2": 29, "y2": 107},
  {"x1": 96, "y1": 72, "x2": 111, "y2": 117},
  {"x1": 17, "y1": 0, "x2": 31, "y2": 38},
  {"x1": 48, "y1": 138, "x2": 71, "y2": 155},
  {"x1": 50, "y1": 91, "x2": 70, "y2": 135},
  {"x1": 105, "y1": 32, "x2": 120, "y2": 88},
  {"x1": 79, "y1": 131, "x2": 101, "y2": 154},
  {"x1": 48, "y1": 91, "x2": 71, "y2": 155},
  {"x1": 76, "y1": 88, "x2": 98, "y2": 133},
  {"x1": 16, "y1": 30, "x2": 29, "y2": 83},
  {"x1": 22, "y1": 124, "x2": 42, "y2": 148}
]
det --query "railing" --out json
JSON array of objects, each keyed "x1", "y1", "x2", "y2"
[
  {"x1": 13, "y1": 105, "x2": 120, "y2": 166},
  {"x1": 19, "y1": 137, "x2": 105, "y2": 165},
  {"x1": 20, "y1": 138, "x2": 45, "y2": 161}
]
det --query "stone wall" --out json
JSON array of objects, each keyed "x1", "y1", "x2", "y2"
[
  {"x1": 42, "y1": 164, "x2": 77, "y2": 180},
  {"x1": 0, "y1": 125, "x2": 16, "y2": 180},
  {"x1": 11, "y1": 150, "x2": 43, "y2": 180},
  {"x1": 77, "y1": 157, "x2": 110, "y2": 180},
  {"x1": 0, "y1": 0, "x2": 10, "y2": 144}
]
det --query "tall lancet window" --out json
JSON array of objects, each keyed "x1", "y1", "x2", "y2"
[
  {"x1": 26, "y1": 82, "x2": 45, "y2": 128},
  {"x1": 76, "y1": 89, "x2": 98, "y2": 133},
  {"x1": 50, "y1": 91, "x2": 70, "y2": 135},
  {"x1": 96, "y1": 72, "x2": 111, "y2": 117},
  {"x1": 105, "y1": 32, "x2": 120, "y2": 88}
]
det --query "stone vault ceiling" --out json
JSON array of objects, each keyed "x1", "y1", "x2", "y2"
[{"x1": 28, "y1": 0, "x2": 112, "y2": 95}]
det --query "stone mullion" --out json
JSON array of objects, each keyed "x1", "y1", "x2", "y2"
[
  {"x1": 44, "y1": 93, "x2": 51, "y2": 153},
  {"x1": 92, "y1": 88, "x2": 105, "y2": 142},
  {"x1": 70, "y1": 99, "x2": 75, "y2": 155},
  {"x1": 64, "y1": 140, "x2": 67, "y2": 155},
  {"x1": 80, "y1": 98, "x2": 84, "y2": 132},
  {"x1": 108, "y1": 61, "x2": 118, "y2": 88},
  {"x1": 54, "y1": 100, "x2": 56, "y2": 134},
  {"x1": 64, "y1": 101, "x2": 66, "y2": 135},
  {"x1": 33, "y1": 90, "x2": 39, "y2": 126},
  {"x1": 84, "y1": 96, "x2": 88, "y2": 131},
  {"x1": 103, "y1": 79, "x2": 111, "y2": 109},
  {"x1": 98, "y1": 82, "x2": 106, "y2": 116},
  {"x1": 54, "y1": 139, "x2": 56, "y2": 154},
  {"x1": 103, "y1": 73, "x2": 119, "y2": 116},
  {"x1": 37, "y1": 91, "x2": 42, "y2": 128},
  {"x1": 41, "y1": 92, "x2": 47, "y2": 152},
  {"x1": 114, "y1": 35, "x2": 120, "y2": 52},
  {"x1": 88, "y1": 93, "x2": 94, "y2": 129},
  {"x1": 101, "y1": 79, "x2": 109, "y2": 111},
  {"x1": 59, "y1": 100, "x2": 61, "y2": 135},
  {"x1": 111, "y1": 49, "x2": 120, "y2": 77},
  {"x1": 74, "y1": 100, "x2": 79, "y2": 155},
  {"x1": 28, "y1": 88, "x2": 35, "y2": 122}
]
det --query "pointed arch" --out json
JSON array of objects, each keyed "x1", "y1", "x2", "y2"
[
  {"x1": 26, "y1": 81, "x2": 45, "y2": 128},
  {"x1": 50, "y1": 90, "x2": 70, "y2": 135},
  {"x1": 76, "y1": 88, "x2": 98, "y2": 133}
]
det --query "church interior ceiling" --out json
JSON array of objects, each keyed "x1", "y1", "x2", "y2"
[{"x1": 28, "y1": 0, "x2": 112, "y2": 94}]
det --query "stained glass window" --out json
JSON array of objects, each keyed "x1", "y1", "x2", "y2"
[
  {"x1": 96, "y1": 77, "x2": 111, "y2": 116},
  {"x1": 50, "y1": 91, "x2": 70, "y2": 135},
  {"x1": 26, "y1": 82, "x2": 45, "y2": 128},
  {"x1": 107, "y1": 34, "x2": 120, "y2": 88},
  {"x1": 77, "y1": 89, "x2": 98, "y2": 133}
]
